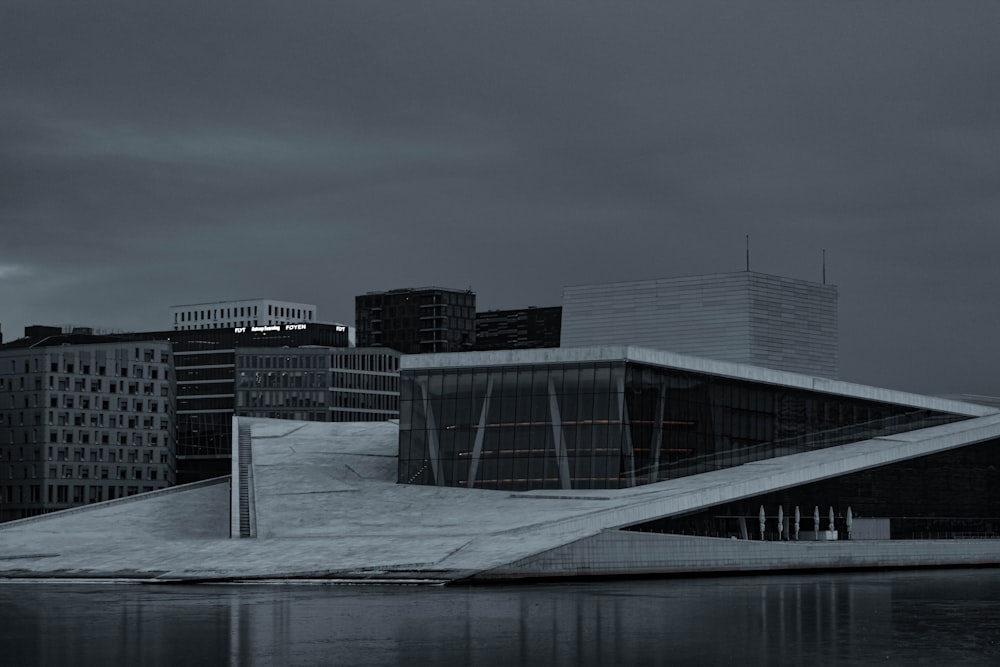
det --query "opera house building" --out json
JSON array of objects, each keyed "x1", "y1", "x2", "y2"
[{"x1": 2, "y1": 346, "x2": 999, "y2": 583}]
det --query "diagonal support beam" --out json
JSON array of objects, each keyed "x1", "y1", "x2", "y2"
[
  {"x1": 548, "y1": 377, "x2": 572, "y2": 490},
  {"x1": 467, "y1": 378, "x2": 494, "y2": 488},
  {"x1": 616, "y1": 368, "x2": 636, "y2": 488},
  {"x1": 648, "y1": 381, "x2": 666, "y2": 484},
  {"x1": 418, "y1": 379, "x2": 444, "y2": 486}
]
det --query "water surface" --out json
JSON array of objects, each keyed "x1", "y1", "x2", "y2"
[{"x1": 2, "y1": 570, "x2": 999, "y2": 666}]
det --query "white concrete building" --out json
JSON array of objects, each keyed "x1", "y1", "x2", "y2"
[
  {"x1": 171, "y1": 299, "x2": 317, "y2": 331},
  {"x1": 561, "y1": 271, "x2": 838, "y2": 378}
]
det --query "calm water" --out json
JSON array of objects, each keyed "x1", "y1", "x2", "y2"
[{"x1": 2, "y1": 570, "x2": 999, "y2": 666}]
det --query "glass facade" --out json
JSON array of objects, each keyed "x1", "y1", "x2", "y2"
[
  {"x1": 626, "y1": 437, "x2": 1000, "y2": 539},
  {"x1": 234, "y1": 347, "x2": 400, "y2": 422},
  {"x1": 399, "y1": 361, "x2": 967, "y2": 491}
]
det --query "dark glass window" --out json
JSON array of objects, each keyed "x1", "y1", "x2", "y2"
[{"x1": 399, "y1": 361, "x2": 967, "y2": 492}]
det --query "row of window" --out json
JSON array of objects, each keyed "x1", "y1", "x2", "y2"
[
  {"x1": 2, "y1": 348, "x2": 167, "y2": 375},
  {"x1": 175, "y1": 353, "x2": 234, "y2": 367},
  {"x1": 4, "y1": 390, "x2": 166, "y2": 411},
  {"x1": 5, "y1": 463, "x2": 165, "y2": 479},
  {"x1": 177, "y1": 321, "x2": 257, "y2": 330},
  {"x1": 2, "y1": 421, "x2": 172, "y2": 446},
  {"x1": 236, "y1": 390, "x2": 399, "y2": 412},
  {"x1": 235, "y1": 409, "x2": 396, "y2": 423},
  {"x1": 0, "y1": 367, "x2": 169, "y2": 394},
  {"x1": 1, "y1": 445, "x2": 170, "y2": 464},
  {"x1": 177, "y1": 305, "x2": 314, "y2": 322},
  {"x1": 331, "y1": 371, "x2": 398, "y2": 392},
  {"x1": 46, "y1": 395, "x2": 168, "y2": 411},
  {"x1": 176, "y1": 397, "x2": 234, "y2": 412},
  {"x1": 237, "y1": 372, "x2": 330, "y2": 390},
  {"x1": 0, "y1": 483, "x2": 162, "y2": 506}
]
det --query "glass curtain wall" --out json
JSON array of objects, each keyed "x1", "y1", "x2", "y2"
[
  {"x1": 625, "y1": 437, "x2": 1000, "y2": 540},
  {"x1": 399, "y1": 362, "x2": 967, "y2": 492}
]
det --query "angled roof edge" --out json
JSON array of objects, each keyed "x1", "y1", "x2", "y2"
[{"x1": 400, "y1": 345, "x2": 997, "y2": 418}]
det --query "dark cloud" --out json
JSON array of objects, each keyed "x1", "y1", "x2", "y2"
[{"x1": 2, "y1": 1, "x2": 1000, "y2": 395}]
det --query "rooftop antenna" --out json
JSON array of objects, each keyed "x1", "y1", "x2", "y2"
[
  {"x1": 822, "y1": 249, "x2": 827, "y2": 285},
  {"x1": 745, "y1": 235, "x2": 750, "y2": 272}
]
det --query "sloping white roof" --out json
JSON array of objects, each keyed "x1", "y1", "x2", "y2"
[
  {"x1": 3, "y1": 412, "x2": 1000, "y2": 582},
  {"x1": 402, "y1": 345, "x2": 997, "y2": 417}
]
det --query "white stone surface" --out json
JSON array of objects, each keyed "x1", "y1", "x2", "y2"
[
  {"x1": 481, "y1": 531, "x2": 1000, "y2": 579},
  {"x1": 3, "y1": 411, "x2": 1000, "y2": 582},
  {"x1": 559, "y1": 271, "x2": 838, "y2": 377},
  {"x1": 402, "y1": 345, "x2": 997, "y2": 417}
]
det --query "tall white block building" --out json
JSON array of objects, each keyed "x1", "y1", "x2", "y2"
[{"x1": 561, "y1": 271, "x2": 838, "y2": 378}]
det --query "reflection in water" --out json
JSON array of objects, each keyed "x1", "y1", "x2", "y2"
[{"x1": 2, "y1": 570, "x2": 1000, "y2": 666}]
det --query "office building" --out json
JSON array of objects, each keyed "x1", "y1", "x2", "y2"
[
  {"x1": 355, "y1": 287, "x2": 476, "y2": 354},
  {"x1": 0, "y1": 337, "x2": 176, "y2": 522},
  {"x1": 171, "y1": 299, "x2": 317, "y2": 331},
  {"x1": 561, "y1": 271, "x2": 838, "y2": 377},
  {"x1": 475, "y1": 306, "x2": 561, "y2": 351},
  {"x1": 236, "y1": 347, "x2": 400, "y2": 422},
  {"x1": 126, "y1": 323, "x2": 352, "y2": 483}
]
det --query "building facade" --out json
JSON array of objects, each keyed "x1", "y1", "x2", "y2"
[
  {"x1": 561, "y1": 271, "x2": 838, "y2": 378},
  {"x1": 235, "y1": 347, "x2": 400, "y2": 422},
  {"x1": 0, "y1": 339, "x2": 176, "y2": 522},
  {"x1": 171, "y1": 299, "x2": 317, "y2": 331},
  {"x1": 398, "y1": 347, "x2": 966, "y2": 492},
  {"x1": 385, "y1": 345, "x2": 1000, "y2": 572},
  {"x1": 475, "y1": 306, "x2": 561, "y2": 351},
  {"x1": 126, "y1": 323, "x2": 351, "y2": 483},
  {"x1": 355, "y1": 287, "x2": 476, "y2": 354}
]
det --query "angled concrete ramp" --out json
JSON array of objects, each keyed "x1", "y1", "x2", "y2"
[{"x1": 3, "y1": 412, "x2": 1000, "y2": 583}]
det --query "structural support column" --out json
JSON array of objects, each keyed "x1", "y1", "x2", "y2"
[
  {"x1": 615, "y1": 368, "x2": 636, "y2": 488},
  {"x1": 648, "y1": 381, "x2": 666, "y2": 485},
  {"x1": 547, "y1": 377, "x2": 572, "y2": 490},
  {"x1": 418, "y1": 379, "x2": 444, "y2": 486},
  {"x1": 467, "y1": 378, "x2": 494, "y2": 489}
]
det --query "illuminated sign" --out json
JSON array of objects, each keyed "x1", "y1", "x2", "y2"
[{"x1": 233, "y1": 324, "x2": 311, "y2": 334}]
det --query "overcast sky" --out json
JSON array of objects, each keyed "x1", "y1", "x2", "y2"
[{"x1": 2, "y1": 2, "x2": 999, "y2": 396}]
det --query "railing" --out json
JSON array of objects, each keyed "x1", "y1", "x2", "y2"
[{"x1": 237, "y1": 423, "x2": 255, "y2": 538}]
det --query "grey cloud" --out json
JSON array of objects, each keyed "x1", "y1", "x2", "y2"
[{"x1": 2, "y1": 1, "x2": 1000, "y2": 394}]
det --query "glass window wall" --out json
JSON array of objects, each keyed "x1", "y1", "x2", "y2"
[{"x1": 399, "y1": 361, "x2": 967, "y2": 491}]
